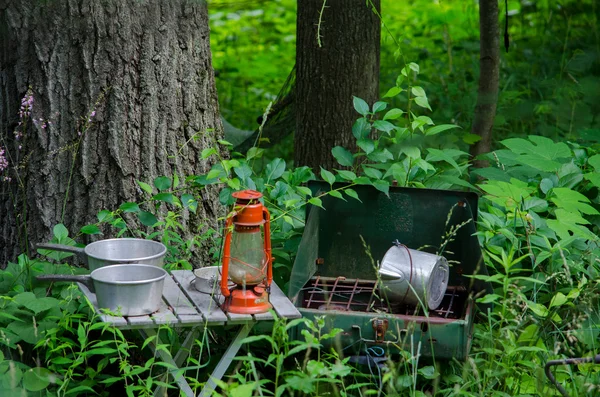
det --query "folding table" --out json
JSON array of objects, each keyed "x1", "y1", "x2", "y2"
[{"x1": 78, "y1": 269, "x2": 301, "y2": 396}]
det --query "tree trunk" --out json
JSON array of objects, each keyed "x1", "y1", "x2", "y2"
[
  {"x1": 469, "y1": 0, "x2": 500, "y2": 168},
  {"x1": 295, "y1": 0, "x2": 380, "y2": 171},
  {"x1": 0, "y1": 0, "x2": 223, "y2": 265}
]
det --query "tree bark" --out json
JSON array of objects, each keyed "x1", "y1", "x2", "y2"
[
  {"x1": 295, "y1": 0, "x2": 380, "y2": 171},
  {"x1": 0, "y1": 0, "x2": 223, "y2": 265},
  {"x1": 469, "y1": 0, "x2": 500, "y2": 168}
]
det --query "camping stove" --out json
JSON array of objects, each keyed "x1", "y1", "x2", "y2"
[{"x1": 287, "y1": 182, "x2": 492, "y2": 360}]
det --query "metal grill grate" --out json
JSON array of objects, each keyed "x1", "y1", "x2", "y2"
[{"x1": 301, "y1": 276, "x2": 466, "y2": 319}]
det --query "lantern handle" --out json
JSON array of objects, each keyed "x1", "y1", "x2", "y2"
[
  {"x1": 263, "y1": 207, "x2": 273, "y2": 287},
  {"x1": 220, "y1": 216, "x2": 234, "y2": 297}
]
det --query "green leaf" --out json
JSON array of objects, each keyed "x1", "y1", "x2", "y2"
[
  {"x1": 53, "y1": 224, "x2": 69, "y2": 241},
  {"x1": 139, "y1": 211, "x2": 158, "y2": 227},
  {"x1": 201, "y1": 147, "x2": 217, "y2": 159},
  {"x1": 353, "y1": 96, "x2": 370, "y2": 116},
  {"x1": 296, "y1": 186, "x2": 312, "y2": 197},
  {"x1": 217, "y1": 139, "x2": 233, "y2": 146},
  {"x1": 308, "y1": 197, "x2": 324, "y2": 209},
  {"x1": 426, "y1": 148, "x2": 463, "y2": 174},
  {"x1": 119, "y1": 202, "x2": 140, "y2": 213},
  {"x1": 246, "y1": 147, "x2": 264, "y2": 161},
  {"x1": 219, "y1": 188, "x2": 234, "y2": 205},
  {"x1": 357, "y1": 138, "x2": 375, "y2": 155},
  {"x1": 65, "y1": 386, "x2": 97, "y2": 395},
  {"x1": 502, "y1": 136, "x2": 571, "y2": 159},
  {"x1": 540, "y1": 178, "x2": 554, "y2": 194},
  {"x1": 501, "y1": 136, "x2": 571, "y2": 172},
  {"x1": 154, "y1": 176, "x2": 171, "y2": 191},
  {"x1": 418, "y1": 366, "x2": 438, "y2": 379},
  {"x1": 367, "y1": 149, "x2": 394, "y2": 163},
  {"x1": 320, "y1": 167, "x2": 336, "y2": 185},
  {"x1": 373, "y1": 120, "x2": 396, "y2": 134},
  {"x1": 408, "y1": 62, "x2": 420, "y2": 73},
  {"x1": 547, "y1": 209, "x2": 597, "y2": 240},
  {"x1": 23, "y1": 367, "x2": 52, "y2": 392},
  {"x1": 383, "y1": 108, "x2": 404, "y2": 120},
  {"x1": 153, "y1": 193, "x2": 175, "y2": 205},
  {"x1": 462, "y1": 133, "x2": 482, "y2": 144},
  {"x1": 97, "y1": 210, "x2": 112, "y2": 222},
  {"x1": 80, "y1": 225, "x2": 102, "y2": 235},
  {"x1": 425, "y1": 124, "x2": 460, "y2": 136},
  {"x1": 137, "y1": 181, "x2": 153, "y2": 194},
  {"x1": 584, "y1": 172, "x2": 600, "y2": 187},
  {"x1": 401, "y1": 146, "x2": 421, "y2": 159},
  {"x1": 270, "y1": 181, "x2": 288, "y2": 199},
  {"x1": 414, "y1": 96, "x2": 431, "y2": 110},
  {"x1": 411, "y1": 86, "x2": 426, "y2": 97},
  {"x1": 181, "y1": 194, "x2": 198, "y2": 213},
  {"x1": 526, "y1": 301, "x2": 548, "y2": 317},
  {"x1": 588, "y1": 154, "x2": 600, "y2": 170},
  {"x1": 23, "y1": 297, "x2": 60, "y2": 314},
  {"x1": 331, "y1": 146, "x2": 354, "y2": 167},
  {"x1": 234, "y1": 165, "x2": 253, "y2": 181},
  {"x1": 372, "y1": 180, "x2": 390, "y2": 196},
  {"x1": 383, "y1": 86, "x2": 402, "y2": 98},
  {"x1": 551, "y1": 187, "x2": 599, "y2": 215},
  {"x1": 336, "y1": 170, "x2": 357, "y2": 181},
  {"x1": 352, "y1": 118, "x2": 371, "y2": 139},
  {"x1": 372, "y1": 101, "x2": 387, "y2": 113},
  {"x1": 362, "y1": 166, "x2": 382, "y2": 179},
  {"x1": 265, "y1": 158, "x2": 286, "y2": 183},
  {"x1": 328, "y1": 190, "x2": 345, "y2": 200},
  {"x1": 344, "y1": 188, "x2": 361, "y2": 202},
  {"x1": 549, "y1": 292, "x2": 568, "y2": 308}
]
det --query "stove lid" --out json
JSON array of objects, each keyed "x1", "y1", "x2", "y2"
[{"x1": 288, "y1": 182, "x2": 493, "y2": 302}]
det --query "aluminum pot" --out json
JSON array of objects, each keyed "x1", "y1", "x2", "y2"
[
  {"x1": 37, "y1": 238, "x2": 167, "y2": 271},
  {"x1": 192, "y1": 266, "x2": 235, "y2": 294},
  {"x1": 378, "y1": 242, "x2": 449, "y2": 310},
  {"x1": 37, "y1": 264, "x2": 167, "y2": 316}
]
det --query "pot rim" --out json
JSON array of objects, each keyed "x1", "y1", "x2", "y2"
[
  {"x1": 85, "y1": 238, "x2": 167, "y2": 262},
  {"x1": 91, "y1": 263, "x2": 167, "y2": 285}
]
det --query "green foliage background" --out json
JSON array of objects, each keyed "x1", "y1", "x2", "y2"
[{"x1": 210, "y1": 0, "x2": 600, "y2": 149}]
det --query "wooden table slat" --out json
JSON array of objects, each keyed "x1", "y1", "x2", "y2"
[
  {"x1": 177, "y1": 314, "x2": 213, "y2": 325},
  {"x1": 269, "y1": 282, "x2": 302, "y2": 319},
  {"x1": 150, "y1": 300, "x2": 179, "y2": 326},
  {"x1": 253, "y1": 311, "x2": 275, "y2": 321},
  {"x1": 162, "y1": 275, "x2": 198, "y2": 316},
  {"x1": 126, "y1": 314, "x2": 155, "y2": 327},
  {"x1": 171, "y1": 271, "x2": 228, "y2": 324}
]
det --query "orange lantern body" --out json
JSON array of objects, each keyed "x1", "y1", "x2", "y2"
[{"x1": 220, "y1": 190, "x2": 273, "y2": 314}]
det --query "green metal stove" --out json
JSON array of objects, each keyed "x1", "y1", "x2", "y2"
[{"x1": 287, "y1": 182, "x2": 492, "y2": 360}]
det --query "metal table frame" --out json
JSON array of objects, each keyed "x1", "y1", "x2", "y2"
[{"x1": 79, "y1": 270, "x2": 300, "y2": 396}]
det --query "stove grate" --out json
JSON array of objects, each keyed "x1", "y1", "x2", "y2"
[{"x1": 301, "y1": 276, "x2": 466, "y2": 319}]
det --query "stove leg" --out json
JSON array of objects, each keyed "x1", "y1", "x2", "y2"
[{"x1": 198, "y1": 322, "x2": 255, "y2": 397}]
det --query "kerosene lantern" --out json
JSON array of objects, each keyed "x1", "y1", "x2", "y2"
[{"x1": 220, "y1": 190, "x2": 273, "y2": 314}]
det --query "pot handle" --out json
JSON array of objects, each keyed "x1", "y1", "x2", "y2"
[
  {"x1": 36, "y1": 274, "x2": 94, "y2": 292},
  {"x1": 36, "y1": 243, "x2": 88, "y2": 265}
]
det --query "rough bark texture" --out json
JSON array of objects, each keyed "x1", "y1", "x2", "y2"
[
  {"x1": 469, "y1": 0, "x2": 500, "y2": 168},
  {"x1": 0, "y1": 0, "x2": 223, "y2": 265},
  {"x1": 295, "y1": 0, "x2": 380, "y2": 171}
]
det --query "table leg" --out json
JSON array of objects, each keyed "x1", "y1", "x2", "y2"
[
  {"x1": 198, "y1": 322, "x2": 255, "y2": 397},
  {"x1": 138, "y1": 328, "x2": 196, "y2": 397}
]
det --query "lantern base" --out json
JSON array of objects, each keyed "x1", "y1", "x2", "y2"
[{"x1": 222, "y1": 286, "x2": 272, "y2": 314}]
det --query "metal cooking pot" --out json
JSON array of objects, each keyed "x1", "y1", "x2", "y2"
[
  {"x1": 37, "y1": 238, "x2": 167, "y2": 271},
  {"x1": 378, "y1": 241, "x2": 449, "y2": 310},
  {"x1": 192, "y1": 266, "x2": 235, "y2": 294},
  {"x1": 37, "y1": 264, "x2": 167, "y2": 316}
]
